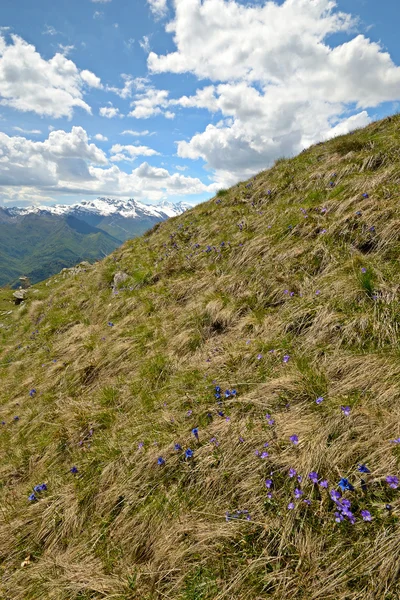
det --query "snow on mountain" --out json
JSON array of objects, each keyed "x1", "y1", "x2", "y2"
[{"x1": 7, "y1": 198, "x2": 190, "y2": 220}]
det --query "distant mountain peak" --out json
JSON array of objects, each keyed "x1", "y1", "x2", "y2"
[{"x1": 5, "y1": 197, "x2": 188, "y2": 220}]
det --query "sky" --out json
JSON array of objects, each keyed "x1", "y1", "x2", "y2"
[{"x1": 0, "y1": 0, "x2": 400, "y2": 208}]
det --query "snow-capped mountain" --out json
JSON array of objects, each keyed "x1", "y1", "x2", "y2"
[{"x1": 8, "y1": 197, "x2": 190, "y2": 220}]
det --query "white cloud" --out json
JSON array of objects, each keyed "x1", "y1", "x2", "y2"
[
  {"x1": 129, "y1": 88, "x2": 172, "y2": 119},
  {"x1": 107, "y1": 74, "x2": 145, "y2": 99},
  {"x1": 99, "y1": 104, "x2": 123, "y2": 118},
  {"x1": 93, "y1": 133, "x2": 108, "y2": 141},
  {"x1": 124, "y1": 38, "x2": 135, "y2": 51},
  {"x1": 91, "y1": 0, "x2": 112, "y2": 3},
  {"x1": 147, "y1": 0, "x2": 400, "y2": 185},
  {"x1": 109, "y1": 143, "x2": 160, "y2": 162},
  {"x1": 93, "y1": 11, "x2": 104, "y2": 19},
  {"x1": 58, "y1": 44, "x2": 75, "y2": 56},
  {"x1": 121, "y1": 129, "x2": 151, "y2": 136},
  {"x1": 139, "y1": 35, "x2": 151, "y2": 53},
  {"x1": 80, "y1": 69, "x2": 102, "y2": 89},
  {"x1": 42, "y1": 25, "x2": 58, "y2": 36},
  {"x1": 0, "y1": 127, "x2": 215, "y2": 203},
  {"x1": 147, "y1": 0, "x2": 168, "y2": 19},
  {"x1": 0, "y1": 34, "x2": 99, "y2": 118},
  {"x1": 13, "y1": 127, "x2": 42, "y2": 135}
]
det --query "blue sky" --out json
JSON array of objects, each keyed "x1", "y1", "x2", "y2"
[{"x1": 0, "y1": 0, "x2": 399, "y2": 207}]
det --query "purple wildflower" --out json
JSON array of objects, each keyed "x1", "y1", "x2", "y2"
[
  {"x1": 265, "y1": 414, "x2": 275, "y2": 426},
  {"x1": 289, "y1": 435, "x2": 299, "y2": 445},
  {"x1": 390, "y1": 437, "x2": 400, "y2": 444},
  {"x1": 261, "y1": 452, "x2": 269, "y2": 459},
  {"x1": 185, "y1": 448, "x2": 193, "y2": 459},
  {"x1": 255, "y1": 450, "x2": 260, "y2": 457},
  {"x1": 289, "y1": 468, "x2": 297, "y2": 478},
  {"x1": 288, "y1": 502, "x2": 295, "y2": 510},
  {"x1": 320, "y1": 480, "x2": 329, "y2": 488},
  {"x1": 316, "y1": 396, "x2": 324, "y2": 405},
  {"x1": 192, "y1": 427, "x2": 199, "y2": 440},
  {"x1": 294, "y1": 488, "x2": 303, "y2": 499},
  {"x1": 334, "y1": 511, "x2": 344, "y2": 523},
  {"x1": 283, "y1": 355, "x2": 290, "y2": 363},
  {"x1": 303, "y1": 499, "x2": 311, "y2": 506},
  {"x1": 361, "y1": 510, "x2": 372, "y2": 522},
  {"x1": 330, "y1": 489, "x2": 341, "y2": 502},
  {"x1": 257, "y1": 353, "x2": 263, "y2": 360},
  {"x1": 361, "y1": 267, "x2": 367, "y2": 274},
  {"x1": 29, "y1": 389, "x2": 36, "y2": 397},
  {"x1": 70, "y1": 466, "x2": 78, "y2": 474},
  {"x1": 28, "y1": 493, "x2": 37, "y2": 502},
  {"x1": 265, "y1": 479, "x2": 273, "y2": 489},
  {"x1": 341, "y1": 406, "x2": 351, "y2": 416},
  {"x1": 309, "y1": 472, "x2": 319, "y2": 484},
  {"x1": 157, "y1": 457, "x2": 165, "y2": 466},
  {"x1": 174, "y1": 443, "x2": 182, "y2": 451},
  {"x1": 386, "y1": 476, "x2": 399, "y2": 489}
]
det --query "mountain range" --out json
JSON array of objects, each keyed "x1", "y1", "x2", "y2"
[{"x1": 0, "y1": 198, "x2": 188, "y2": 286}]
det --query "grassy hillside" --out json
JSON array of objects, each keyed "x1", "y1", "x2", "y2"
[
  {"x1": 1, "y1": 115, "x2": 400, "y2": 600},
  {"x1": 0, "y1": 212, "x2": 121, "y2": 287}
]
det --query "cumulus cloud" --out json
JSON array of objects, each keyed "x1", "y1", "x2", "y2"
[
  {"x1": 109, "y1": 143, "x2": 160, "y2": 162},
  {"x1": 147, "y1": 0, "x2": 400, "y2": 185},
  {"x1": 0, "y1": 127, "x2": 215, "y2": 204},
  {"x1": 147, "y1": 0, "x2": 168, "y2": 19},
  {"x1": 0, "y1": 34, "x2": 100, "y2": 118},
  {"x1": 80, "y1": 69, "x2": 102, "y2": 88},
  {"x1": 99, "y1": 104, "x2": 123, "y2": 118},
  {"x1": 129, "y1": 87, "x2": 174, "y2": 119},
  {"x1": 93, "y1": 133, "x2": 108, "y2": 141}
]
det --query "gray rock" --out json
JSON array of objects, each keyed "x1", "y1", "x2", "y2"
[
  {"x1": 113, "y1": 271, "x2": 129, "y2": 289},
  {"x1": 13, "y1": 289, "x2": 27, "y2": 304}
]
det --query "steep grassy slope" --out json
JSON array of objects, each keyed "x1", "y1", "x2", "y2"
[{"x1": 1, "y1": 115, "x2": 400, "y2": 600}]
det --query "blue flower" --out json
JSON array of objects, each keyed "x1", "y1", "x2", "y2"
[
  {"x1": 265, "y1": 479, "x2": 273, "y2": 488},
  {"x1": 174, "y1": 443, "x2": 182, "y2": 451},
  {"x1": 358, "y1": 464, "x2": 370, "y2": 474},
  {"x1": 107, "y1": 322, "x2": 114, "y2": 327},
  {"x1": 341, "y1": 406, "x2": 351, "y2": 416},
  {"x1": 288, "y1": 468, "x2": 296, "y2": 478},
  {"x1": 287, "y1": 502, "x2": 295, "y2": 510},
  {"x1": 319, "y1": 480, "x2": 328, "y2": 488},
  {"x1": 338, "y1": 478, "x2": 354, "y2": 491},
  {"x1": 29, "y1": 389, "x2": 36, "y2": 397},
  {"x1": 309, "y1": 472, "x2": 319, "y2": 484},
  {"x1": 283, "y1": 355, "x2": 290, "y2": 363},
  {"x1": 28, "y1": 493, "x2": 37, "y2": 502},
  {"x1": 316, "y1": 396, "x2": 323, "y2": 405},
  {"x1": 215, "y1": 386, "x2": 221, "y2": 393},
  {"x1": 192, "y1": 427, "x2": 199, "y2": 440},
  {"x1": 289, "y1": 434, "x2": 299, "y2": 445},
  {"x1": 157, "y1": 457, "x2": 165, "y2": 466},
  {"x1": 225, "y1": 390, "x2": 231, "y2": 398},
  {"x1": 70, "y1": 466, "x2": 78, "y2": 474},
  {"x1": 185, "y1": 448, "x2": 194, "y2": 459}
]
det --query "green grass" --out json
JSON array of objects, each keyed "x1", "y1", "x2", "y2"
[{"x1": 1, "y1": 115, "x2": 400, "y2": 599}]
